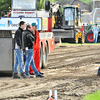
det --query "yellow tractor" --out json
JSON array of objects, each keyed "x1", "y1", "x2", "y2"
[
  {"x1": 52, "y1": 3, "x2": 85, "y2": 43},
  {"x1": 63, "y1": 4, "x2": 85, "y2": 43}
]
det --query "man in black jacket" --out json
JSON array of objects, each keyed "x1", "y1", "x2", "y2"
[
  {"x1": 13, "y1": 21, "x2": 27, "y2": 79},
  {"x1": 23, "y1": 25, "x2": 44, "y2": 78}
]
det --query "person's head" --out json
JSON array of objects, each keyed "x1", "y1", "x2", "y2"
[
  {"x1": 26, "y1": 25, "x2": 32, "y2": 31},
  {"x1": 31, "y1": 23, "x2": 37, "y2": 31},
  {"x1": 95, "y1": 23, "x2": 97, "y2": 27},
  {"x1": 19, "y1": 21, "x2": 26, "y2": 29}
]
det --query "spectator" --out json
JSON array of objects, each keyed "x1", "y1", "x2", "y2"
[
  {"x1": 23, "y1": 25, "x2": 44, "y2": 78},
  {"x1": 13, "y1": 21, "x2": 27, "y2": 79},
  {"x1": 97, "y1": 67, "x2": 100, "y2": 76},
  {"x1": 29, "y1": 23, "x2": 44, "y2": 75},
  {"x1": 92, "y1": 24, "x2": 99, "y2": 43}
]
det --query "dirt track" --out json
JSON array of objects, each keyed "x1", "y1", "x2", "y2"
[{"x1": 0, "y1": 44, "x2": 100, "y2": 100}]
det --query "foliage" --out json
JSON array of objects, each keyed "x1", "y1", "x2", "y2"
[
  {"x1": 0, "y1": 0, "x2": 11, "y2": 16},
  {"x1": 38, "y1": 0, "x2": 62, "y2": 10},
  {"x1": 0, "y1": 0, "x2": 91, "y2": 11},
  {"x1": 38, "y1": 0, "x2": 91, "y2": 10},
  {"x1": 0, "y1": 0, "x2": 11, "y2": 11}
]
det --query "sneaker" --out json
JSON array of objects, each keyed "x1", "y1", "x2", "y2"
[
  {"x1": 39, "y1": 72, "x2": 44, "y2": 75},
  {"x1": 30, "y1": 73, "x2": 35, "y2": 75},
  {"x1": 36, "y1": 74, "x2": 44, "y2": 78},
  {"x1": 25, "y1": 74, "x2": 34, "y2": 78},
  {"x1": 13, "y1": 73, "x2": 20, "y2": 79},
  {"x1": 97, "y1": 73, "x2": 100, "y2": 76},
  {"x1": 20, "y1": 72, "x2": 28, "y2": 79}
]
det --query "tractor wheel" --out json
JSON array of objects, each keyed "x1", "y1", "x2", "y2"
[
  {"x1": 85, "y1": 30, "x2": 94, "y2": 43},
  {"x1": 97, "y1": 32, "x2": 100, "y2": 42},
  {"x1": 78, "y1": 38, "x2": 81, "y2": 43},
  {"x1": 74, "y1": 32, "x2": 78, "y2": 43},
  {"x1": 40, "y1": 46, "x2": 43, "y2": 69},
  {"x1": 78, "y1": 34, "x2": 85, "y2": 43},
  {"x1": 42, "y1": 43, "x2": 48, "y2": 68},
  {"x1": 81, "y1": 34, "x2": 85, "y2": 43}
]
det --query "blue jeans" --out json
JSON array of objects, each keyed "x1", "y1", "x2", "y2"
[
  {"x1": 25, "y1": 49, "x2": 39, "y2": 76},
  {"x1": 98, "y1": 67, "x2": 100, "y2": 74},
  {"x1": 13, "y1": 49, "x2": 23, "y2": 74},
  {"x1": 94, "y1": 33, "x2": 98, "y2": 43}
]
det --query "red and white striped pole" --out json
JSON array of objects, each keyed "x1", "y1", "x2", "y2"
[{"x1": 48, "y1": 90, "x2": 57, "y2": 100}]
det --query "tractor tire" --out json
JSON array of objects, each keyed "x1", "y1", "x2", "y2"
[
  {"x1": 40, "y1": 46, "x2": 43, "y2": 69},
  {"x1": 97, "y1": 32, "x2": 100, "y2": 42},
  {"x1": 78, "y1": 34, "x2": 85, "y2": 43},
  {"x1": 81, "y1": 34, "x2": 85, "y2": 43},
  {"x1": 78, "y1": 38, "x2": 81, "y2": 43},
  {"x1": 85, "y1": 30, "x2": 94, "y2": 43},
  {"x1": 42, "y1": 43, "x2": 48, "y2": 68},
  {"x1": 74, "y1": 31, "x2": 78, "y2": 43}
]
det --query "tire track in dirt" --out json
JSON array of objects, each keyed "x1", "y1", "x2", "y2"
[
  {"x1": 47, "y1": 45, "x2": 100, "y2": 69},
  {"x1": 0, "y1": 45, "x2": 100, "y2": 100},
  {"x1": 48, "y1": 46, "x2": 100, "y2": 59},
  {"x1": 47, "y1": 48, "x2": 100, "y2": 69},
  {"x1": 51, "y1": 45, "x2": 100, "y2": 54},
  {"x1": 48, "y1": 55, "x2": 99, "y2": 69}
]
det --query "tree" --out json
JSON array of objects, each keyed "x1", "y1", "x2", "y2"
[
  {"x1": 0, "y1": 0, "x2": 11, "y2": 11},
  {"x1": 0, "y1": 0, "x2": 11, "y2": 16}
]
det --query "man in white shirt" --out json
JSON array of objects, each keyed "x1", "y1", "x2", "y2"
[{"x1": 92, "y1": 24, "x2": 99, "y2": 43}]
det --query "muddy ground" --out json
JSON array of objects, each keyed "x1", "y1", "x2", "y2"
[{"x1": 0, "y1": 44, "x2": 100, "y2": 100}]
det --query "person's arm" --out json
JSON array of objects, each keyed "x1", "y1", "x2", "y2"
[
  {"x1": 97, "y1": 27, "x2": 99, "y2": 32},
  {"x1": 27, "y1": 34, "x2": 35, "y2": 41},
  {"x1": 15, "y1": 30, "x2": 22, "y2": 49},
  {"x1": 37, "y1": 31, "x2": 40, "y2": 44}
]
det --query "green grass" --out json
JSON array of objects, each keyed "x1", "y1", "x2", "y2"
[
  {"x1": 82, "y1": 90, "x2": 100, "y2": 100},
  {"x1": 61, "y1": 43, "x2": 100, "y2": 45},
  {"x1": 79, "y1": 0, "x2": 91, "y2": 4}
]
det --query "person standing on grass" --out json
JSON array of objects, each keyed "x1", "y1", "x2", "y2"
[{"x1": 92, "y1": 24, "x2": 99, "y2": 43}]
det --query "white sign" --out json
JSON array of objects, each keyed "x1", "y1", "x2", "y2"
[
  {"x1": 11, "y1": 11, "x2": 36, "y2": 17},
  {"x1": 0, "y1": 17, "x2": 42, "y2": 30},
  {"x1": 12, "y1": 0, "x2": 36, "y2": 10}
]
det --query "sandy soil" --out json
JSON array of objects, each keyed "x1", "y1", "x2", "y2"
[{"x1": 0, "y1": 44, "x2": 100, "y2": 100}]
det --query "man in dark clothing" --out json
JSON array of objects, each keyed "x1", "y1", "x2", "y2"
[
  {"x1": 23, "y1": 25, "x2": 44, "y2": 78},
  {"x1": 29, "y1": 23, "x2": 44, "y2": 75},
  {"x1": 13, "y1": 21, "x2": 27, "y2": 79}
]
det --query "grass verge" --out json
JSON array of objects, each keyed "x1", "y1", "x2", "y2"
[
  {"x1": 61, "y1": 43, "x2": 100, "y2": 45},
  {"x1": 82, "y1": 90, "x2": 100, "y2": 100}
]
